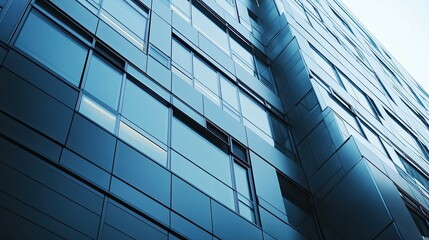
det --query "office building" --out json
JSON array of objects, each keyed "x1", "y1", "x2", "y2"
[{"x1": 1, "y1": 0, "x2": 429, "y2": 239}]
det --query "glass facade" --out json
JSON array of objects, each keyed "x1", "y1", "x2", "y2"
[{"x1": 1, "y1": 0, "x2": 429, "y2": 239}]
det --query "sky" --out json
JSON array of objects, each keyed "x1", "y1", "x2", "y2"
[{"x1": 339, "y1": 0, "x2": 429, "y2": 93}]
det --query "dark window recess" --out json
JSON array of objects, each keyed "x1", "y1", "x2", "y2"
[
  {"x1": 277, "y1": 173, "x2": 319, "y2": 238},
  {"x1": 402, "y1": 192, "x2": 429, "y2": 239},
  {"x1": 232, "y1": 140, "x2": 247, "y2": 162},
  {"x1": 173, "y1": 109, "x2": 229, "y2": 154},
  {"x1": 398, "y1": 154, "x2": 429, "y2": 191},
  {"x1": 408, "y1": 208, "x2": 429, "y2": 238},
  {"x1": 248, "y1": 9, "x2": 258, "y2": 23},
  {"x1": 207, "y1": 122, "x2": 229, "y2": 144}
]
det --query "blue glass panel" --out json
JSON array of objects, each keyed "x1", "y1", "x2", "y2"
[
  {"x1": 118, "y1": 121, "x2": 167, "y2": 166},
  {"x1": 121, "y1": 80, "x2": 169, "y2": 143},
  {"x1": 171, "y1": 0, "x2": 191, "y2": 22},
  {"x1": 193, "y1": 56, "x2": 219, "y2": 94},
  {"x1": 220, "y1": 76, "x2": 239, "y2": 111},
  {"x1": 15, "y1": 10, "x2": 87, "y2": 86},
  {"x1": 238, "y1": 201, "x2": 254, "y2": 223},
  {"x1": 172, "y1": 118, "x2": 232, "y2": 186},
  {"x1": 215, "y1": 0, "x2": 237, "y2": 18},
  {"x1": 171, "y1": 151, "x2": 235, "y2": 210},
  {"x1": 230, "y1": 37, "x2": 254, "y2": 75},
  {"x1": 234, "y1": 163, "x2": 251, "y2": 200},
  {"x1": 79, "y1": 95, "x2": 117, "y2": 133},
  {"x1": 84, "y1": 55, "x2": 122, "y2": 109},
  {"x1": 101, "y1": 0, "x2": 148, "y2": 49},
  {"x1": 192, "y1": 6, "x2": 229, "y2": 53},
  {"x1": 239, "y1": 92, "x2": 271, "y2": 137},
  {"x1": 172, "y1": 40, "x2": 192, "y2": 74}
]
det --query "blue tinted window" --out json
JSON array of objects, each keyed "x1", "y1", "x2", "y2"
[
  {"x1": 270, "y1": 115, "x2": 294, "y2": 152},
  {"x1": 122, "y1": 80, "x2": 169, "y2": 143},
  {"x1": 172, "y1": 118, "x2": 232, "y2": 187},
  {"x1": 361, "y1": 123, "x2": 387, "y2": 156},
  {"x1": 310, "y1": 46, "x2": 341, "y2": 86},
  {"x1": 15, "y1": 10, "x2": 87, "y2": 86},
  {"x1": 230, "y1": 36, "x2": 254, "y2": 75},
  {"x1": 101, "y1": 0, "x2": 148, "y2": 49},
  {"x1": 118, "y1": 122, "x2": 167, "y2": 166},
  {"x1": 171, "y1": 0, "x2": 191, "y2": 22},
  {"x1": 193, "y1": 56, "x2": 219, "y2": 94},
  {"x1": 239, "y1": 92, "x2": 271, "y2": 138},
  {"x1": 171, "y1": 151, "x2": 235, "y2": 209},
  {"x1": 172, "y1": 40, "x2": 192, "y2": 75},
  {"x1": 220, "y1": 76, "x2": 240, "y2": 120},
  {"x1": 215, "y1": 0, "x2": 237, "y2": 18},
  {"x1": 84, "y1": 55, "x2": 122, "y2": 109},
  {"x1": 79, "y1": 95, "x2": 117, "y2": 133},
  {"x1": 192, "y1": 5, "x2": 229, "y2": 53},
  {"x1": 234, "y1": 163, "x2": 251, "y2": 200},
  {"x1": 256, "y1": 58, "x2": 276, "y2": 91}
]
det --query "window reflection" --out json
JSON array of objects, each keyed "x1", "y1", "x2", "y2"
[
  {"x1": 310, "y1": 45, "x2": 341, "y2": 86},
  {"x1": 193, "y1": 56, "x2": 219, "y2": 94},
  {"x1": 171, "y1": 117, "x2": 257, "y2": 222},
  {"x1": 172, "y1": 40, "x2": 192, "y2": 75},
  {"x1": 15, "y1": 10, "x2": 88, "y2": 87},
  {"x1": 122, "y1": 80, "x2": 169, "y2": 144},
  {"x1": 119, "y1": 121, "x2": 167, "y2": 166},
  {"x1": 192, "y1": 5, "x2": 230, "y2": 54},
  {"x1": 84, "y1": 55, "x2": 122, "y2": 110},
  {"x1": 278, "y1": 173, "x2": 318, "y2": 238},
  {"x1": 79, "y1": 95, "x2": 117, "y2": 133},
  {"x1": 234, "y1": 163, "x2": 251, "y2": 200},
  {"x1": 171, "y1": 150, "x2": 235, "y2": 209},
  {"x1": 215, "y1": 0, "x2": 237, "y2": 18},
  {"x1": 239, "y1": 92, "x2": 272, "y2": 137},
  {"x1": 172, "y1": 118, "x2": 232, "y2": 186},
  {"x1": 101, "y1": 0, "x2": 148, "y2": 49}
]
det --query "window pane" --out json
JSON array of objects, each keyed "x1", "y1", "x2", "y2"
[
  {"x1": 101, "y1": 0, "x2": 147, "y2": 49},
  {"x1": 118, "y1": 122, "x2": 167, "y2": 166},
  {"x1": 84, "y1": 55, "x2": 122, "y2": 109},
  {"x1": 193, "y1": 56, "x2": 219, "y2": 94},
  {"x1": 15, "y1": 10, "x2": 87, "y2": 86},
  {"x1": 234, "y1": 163, "x2": 251, "y2": 200},
  {"x1": 172, "y1": 40, "x2": 192, "y2": 74},
  {"x1": 195, "y1": 81, "x2": 221, "y2": 106},
  {"x1": 243, "y1": 119, "x2": 274, "y2": 145},
  {"x1": 289, "y1": 0, "x2": 308, "y2": 21},
  {"x1": 361, "y1": 123, "x2": 387, "y2": 156},
  {"x1": 408, "y1": 208, "x2": 429, "y2": 238},
  {"x1": 239, "y1": 92, "x2": 271, "y2": 136},
  {"x1": 238, "y1": 201, "x2": 254, "y2": 223},
  {"x1": 172, "y1": 118, "x2": 232, "y2": 186},
  {"x1": 215, "y1": 0, "x2": 237, "y2": 18},
  {"x1": 192, "y1": 6, "x2": 229, "y2": 53},
  {"x1": 172, "y1": 66, "x2": 193, "y2": 86},
  {"x1": 220, "y1": 76, "x2": 240, "y2": 111},
  {"x1": 122, "y1": 80, "x2": 169, "y2": 143},
  {"x1": 79, "y1": 95, "x2": 117, "y2": 133},
  {"x1": 270, "y1": 115, "x2": 294, "y2": 152},
  {"x1": 256, "y1": 58, "x2": 275, "y2": 91},
  {"x1": 230, "y1": 37, "x2": 254, "y2": 74},
  {"x1": 171, "y1": 151, "x2": 235, "y2": 210},
  {"x1": 171, "y1": 0, "x2": 191, "y2": 19},
  {"x1": 386, "y1": 113, "x2": 421, "y2": 152},
  {"x1": 310, "y1": 46, "x2": 339, "y2": 84},
  {"x1": 278, "y1": 173, "x2": 317, "y2": 234}
]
